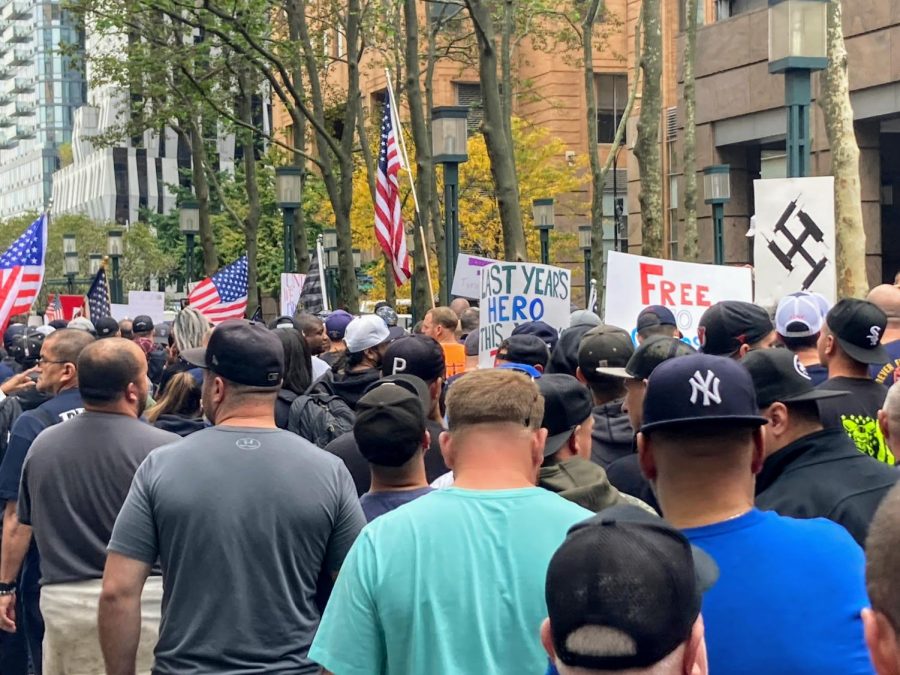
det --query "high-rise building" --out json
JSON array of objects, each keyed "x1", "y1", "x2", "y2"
[{"x1": 0, "y1": 0, "x2": 85, "y2": 218}]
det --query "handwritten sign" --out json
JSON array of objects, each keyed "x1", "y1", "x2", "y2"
[
  {"x1": 280, "y1": 273, "x2": 308, "y2": 317},
  {"x1": 604, "y1": 251, "x2": 753, "y2": 348},
  {"x1": 451, "y1": 253, "x2": 499, "y2": 300},
  {"x1": 478, "y1": 262, "x2": 572, "y2": 368}
]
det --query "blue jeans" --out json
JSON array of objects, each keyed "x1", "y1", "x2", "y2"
[{"x1": 0, "y1": 590, "x2": 43, "y2": 674}]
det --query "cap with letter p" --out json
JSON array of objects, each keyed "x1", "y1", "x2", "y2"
[{"x1": 181, "y1": 319, "x2": 284, "y2": 388}]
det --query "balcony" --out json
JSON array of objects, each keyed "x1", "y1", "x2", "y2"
[
  {"x1": 4, "y1": 25, "x2": 29, "y2": 43},
  {"x1": 0, "y1": 93, "x2": 12, "y2": 106},
  {"x1": 0, "y1": 135, "x2": 17, "y2": 150},
  {"x1": 0, "y1": 66, "x2": 11, "y2": 80},
  {"x1": 2, "y1": 2, "x2": 30, "y2": 20},
  {"x1": 11, "y1": 76, "x2": 32, "y2": 93},
  {"x1": 12, "y1": 101, "x2": 33, "y2": 117},
  {"x1": 0, "y1": 115, "x2": 12, "y2": 127},
  {"x1": 8, "y1": 48, "x2": 32, "y2": 66},
  {"x1": 14, "y1": 124, "x2": 34, "y2": 139}
]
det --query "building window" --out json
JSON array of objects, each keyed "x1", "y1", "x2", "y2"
[
  {"x1": 596, "y1": 74, "x2": 628, "y2": 144},
  {"x1": 679, "y1": 0, "x2": 705, "y2": 31},
  {"x1": 454, "y1": 83, "x2": 483, "y2": 134},
  {"x1": 761, "y1": 149, "x2": 787, "y2": 179}
]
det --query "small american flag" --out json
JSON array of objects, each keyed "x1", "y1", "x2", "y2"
[
  {"x1": 374, "y1": 93, "x2": 410, "y2": 286},
  {"x1": 0, "y1": 214, "x2": 47, "y2": 334},
  {"x1": 189, "y1": 256, "x2": 249, "y2": 324},
  {"x1": 86, "y1": 266, "x2": 111, "y2": 320},
  {"x1": 45, "y1": 294, "x2": 62, "y2": 323}
]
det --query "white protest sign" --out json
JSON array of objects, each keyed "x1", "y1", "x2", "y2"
[
  {"x1": 452, "y1": 253, "x2": 498, "y2": 299},
  {"x1": 127, "y1": 291, "x2": 166, "y2": 323},
  {"x1": 753, "y1": 176, "x2": 836, "y2": 307},
  {"x1": 110, "y1": 303, "x2": 131, "y2": 321},
  {"x1": 478, "y1": 262, "x2": 572, "y2": 368},
  {"x1": 604, "y1": 251, "x2": 753, "y2": 349},
  {"x1": 280, "y1": 273, "x2": 308, "y2": 317}
]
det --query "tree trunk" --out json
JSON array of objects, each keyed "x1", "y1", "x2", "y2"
[
  {"x1": 463, "y1": 0, "x2": 526, "y2": 262},
  {"x1": 681, "y1": 0, "x2": 699, "y2": 261},
  {"x1": 238, "y1": 67, "x2": 262, "y2": 315},
  {"x1": 186, "y1": 123, "x2": 218, "y2": 275},
  {"x1": 425, "y1": 21, "x2": 444, "y2": 305},
  {"x1": 583, "y1": 0, "x2": 604, "y2": 311},
  {"x1": 634, "y1": 0, "x2": 664, "y2": 258},
  {"x1": 821, "y1": 0, "x2": 867, "y2": 298},
  {"x1": 285, "y1": 2, "x2": 310, "y2": 273}
]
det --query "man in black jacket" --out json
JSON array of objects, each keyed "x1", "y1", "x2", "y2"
[{"x1": 743, "y1": 348, "x2": 899, "y2": 547}]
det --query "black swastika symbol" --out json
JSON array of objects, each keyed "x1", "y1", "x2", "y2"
[{"x1": 762, "y1": 195, "x2": 828, "y2": 290}]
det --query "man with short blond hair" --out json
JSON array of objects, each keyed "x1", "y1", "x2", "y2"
[
  {"x1": 421, "y1": 307, "x2": 459, "y2": 345},
  {"x1": 863, "y1": 483, "x2": 900, "y2": 674},
  {"x1": 310, "y1": 369, "x2": 592, "y2": 674}
]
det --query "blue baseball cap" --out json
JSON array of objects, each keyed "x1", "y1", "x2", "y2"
[
  {"x1": 637, "y1": 305, "x2": 677, "y2": 331},
  {"x1": 511, "y1": 321, "x2": 559, "y2": 352},
  {"x1": 641, "y1": 353, "x2": 768, "y2": 433}
]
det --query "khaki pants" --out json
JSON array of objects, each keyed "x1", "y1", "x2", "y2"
[{"x1": 40, "y1": 576, "x2": 162, "y2": 675}]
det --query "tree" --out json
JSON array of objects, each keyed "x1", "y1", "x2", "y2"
[
  {"x1": 820, "y1": 0, "x2": 866, "y2": 298},
  {"x1": 634, "y1": 0, "x2": 664, "y2": 257},
  {"x1": 681, "y1": 0, "x2": 700, "y2": 261}
]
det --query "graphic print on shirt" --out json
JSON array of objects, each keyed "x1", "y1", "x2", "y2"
[{"x1": 841, "y1": 414, "x2": 894, "y2": 465}]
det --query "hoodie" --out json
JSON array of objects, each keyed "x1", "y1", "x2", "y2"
[
  {"x1": 308, "y1": 367, "x2": 381, "y2": 411},
  {"x1": 152, "y1": 415, "x2": 207, "y2": 437},
  {"x1": 539, "y1": 456, "x2": 654, "y2": 513},
  {"x1": 590, "y1": 399, "x2": 634, "y2": 468}
]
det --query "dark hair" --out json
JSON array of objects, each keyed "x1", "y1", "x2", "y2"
[
  {"x1": 146, "y1": 372, "x2": 202, "y2": 422},
  {"x1": 76, "y1": 337, "x2": 142, "y2": 404},
  {"x1": 780, "y1": 334, "x2": 818, "y2": 350},
  {"x1": 459, "y1": 308, "x2": 480, "y2": 334},
  {"x1": 276, "y1": 329, "x2": 313, "y2": 394},
  {"x1": 334, "y1": 348, "x2": 367, "y2": 373},
  {"x1": 637, "y1": 324, "x2": 677, "y2": 341},
  {"x1": 583, "y1": 373, "x2": 626, "y2": 400}
]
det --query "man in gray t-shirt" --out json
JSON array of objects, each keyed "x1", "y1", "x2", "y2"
[{"x1": 101, "y1": 320, "x2": 365, "y2": 674}]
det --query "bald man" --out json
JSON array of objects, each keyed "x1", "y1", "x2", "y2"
[
  {"x1": 868, "y1": 284, "x2": 900, "y2": 386},
  {"x1": 16, "y1": 338, "x2": 179, "y2": 673}
]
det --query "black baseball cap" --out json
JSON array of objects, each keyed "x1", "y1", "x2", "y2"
[
  {"x1": 3, "y1": 324, "x2": 26, "y2": 349},
  {"x1": 546, "y1": 504, "x2": 718, "y2": 671},
  {"x1": 537, "y1": 374, "x2": 593, "y2": 457},
  {"x1": 641, "y1": 353, "x2": 768, "y2": 433},
  {"x1": 698, "y1": 301, "x2": 774, "y2": 356},
  {"x1": 132, "y1": 315, "x2": 154, "y2": 333},
  {"x1": 741, "y1": 349, "x2": 848, "y2": 409},
  {"x1": 95, "y1": 316, "x2": 120, "y2": 339},
  {"x1": 825, "y1": 298, "x2": 889, "y2": 365},
  {"x1": 354, "y1": 382, "x2": 426, "y2": 467},
  {"x1": 496, "y1": 334, "x2": 550, "y2": 369},
  {"x1": 577, "y1": 325, "x2": 634, "y2": 377},
  {"x1": 366, "y1": 373, "x2": 432, "y2": 413},
  {"x1": 511, "y1": 321, "x2": 559, "y2": 352},
  {"x1": 382, "y1": 335, "x2": 446, "y2": 382},
  {"x1": 597, "y1": 335, "x2": 697, "y2": 380},
  {"x1": 637, "y1": 305, "x2": 677, "y2": 331},
  {"x1": 181, "y1": 320, "x2": 284, "y2": 388}
]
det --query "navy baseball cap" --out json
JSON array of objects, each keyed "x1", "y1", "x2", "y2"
[
  {"x1": 698, "y1": 302, "x2": 774, "y2": 356},
  {"x1": 637, "y1": 305, "x2": 677, "y2": 331},
  {"x1": 641, "y1": 353, "x2": 768, "y2": 433},
  {"x1": 512, "y1": 321, "x2": 559, "y2": 352}
]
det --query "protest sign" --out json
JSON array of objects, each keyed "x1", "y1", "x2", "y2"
[
  {"x1": 128, "y1": 291, "x2": 166, "y2": 323},
  {"x1": 452, "y1": 253, "x2": 498, "y2": 300},
  {"x1": 753, "y1": 177, "x2": 836, "y2": 306},
  {"x1": 478, "y1": 262, "x2": 571, "y2": 368},
  {"x1": 604, "y1": 251, "x2": 753, "y2": 348},
  {"x1": 280, "y1": 273, "x2": 308, "y2": 317}
]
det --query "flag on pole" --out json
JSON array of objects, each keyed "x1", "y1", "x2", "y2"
[
  {"x1": 586, "y1": 278, "x2": 598, "y2": 314},
  {"x1": 45, "y1": 293, "x2": 62, "y2": 323},
  {"x1": 189, "y1": 256, "x2": 249, "y2": 324},
  {"x1": 299, "y1": 249, "x2": 325, "y2": 315},
  {"x1": 0, "y1": 214, "x2": 47, "y2": 334},
  {"x1": 374, "y1": 93, "x2": 411, "y2": 286},
  {"x1": 250, "y1": 306, "x2": 263, "y2": 323},
  {"x1": 86, "y1": 266, "x2": 112, "y2": 320}
]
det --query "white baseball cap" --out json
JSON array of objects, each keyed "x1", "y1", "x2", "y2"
[
  {"x1": 344, "y1": 314, "x2": 391, "y2": 353},
  {"x1": 775, "y1": 291, "x2": 826, "y2": 338}
]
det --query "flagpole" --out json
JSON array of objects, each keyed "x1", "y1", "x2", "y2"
[
  {"x1": 419, "y1": 226, "x2": 435, "y2": 308},
  {"x1": 317, "y1": 235, "x2": 330, "y2": 313}
]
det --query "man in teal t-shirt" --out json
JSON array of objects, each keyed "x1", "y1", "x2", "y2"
[{"x1": 310, "y1": 369, "x2": 592, "y2": 675}]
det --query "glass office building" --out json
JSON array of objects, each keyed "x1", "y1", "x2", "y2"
[{"x1": 0, "y1": 0, "x2": 85, "y2": 218}]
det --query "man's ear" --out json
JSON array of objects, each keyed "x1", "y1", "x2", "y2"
[
  {"x1": 421, "y1": 429, "x2": 431, "y2": 453},
  {"x1": 738, "y1": 344, "x2": 752, "y2": 358},
  {"x1": 540, "y1": 619, "x2": 557, "y2": 662},
  {"x1": 125, "y1": 381, "x2": 140, "y2": 405},
  {"x1": 532, "y1": 428, "x2": 549, "y2": 466},
  {"x1": 637, "y1": 432, "x2": 657, "y2": 481},
  {"x1": 439, "y1": 431, "x2": 454, "y2": 470},
  {"x1": 862, "y1": 608, "x2": 900, "y2": 675},
  {"x1": 535, "y1": 364, "x2": 544, "y2": 374},
  {"x1": 575, "y1": 367, "x2": 587, "y2": 385},
  {"x1": 750, "y1": 426, "x2": 765, "y2": 474},
  {"x1": 878, "y1": 409, "x2": 890, "y2": 444},
  {"x1": 683, "y1": 615, "x2": 708, "y2": 675}
]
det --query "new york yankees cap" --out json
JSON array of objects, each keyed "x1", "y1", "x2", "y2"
[
  {"x1": 181, "y1": 319, "x2": 284, "y2": 388},
  {"x1": 825, "y1": 298, "x2": 890, "y2": 365},
  {"x1": 546, "y1": 504, "x2": 718, "y2": 671},
  {"x1": 741, "y1": 348, "x2": 847, "y2": 409},
  {"x1": 641, "y1": 353, "x2": 768, "y2": 433}
]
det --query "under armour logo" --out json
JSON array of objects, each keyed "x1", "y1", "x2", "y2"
[
  {"x1": 689, "y1": 370, "x2": 722, "y2": 406},
  {"x1": 236, "y1": 438, "x2": 261, "y2": 451},
  {"x1": 868, "y1": 326, "x2": 882, "y2": 347}
]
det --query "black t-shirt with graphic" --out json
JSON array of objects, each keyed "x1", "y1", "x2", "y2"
[{"x1": 816, "y1": 377, "x2": 893, "y2": 464}]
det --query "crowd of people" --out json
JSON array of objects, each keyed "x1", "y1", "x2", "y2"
[{"x1": 0, "y1": 285, "x2": 898, "y2": 675}]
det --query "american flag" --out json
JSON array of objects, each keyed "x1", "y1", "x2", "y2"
[
  {"x1": 45, "y1": 293, "x2": 62, "y2": 323},
  {"x1": 189, "y1": 255, "x2": 249, "y2": 324},
  {"x1": 86, "y1": 266, "x2": 111, "y2": 320},
  {"x1": 0, "y1": 214, "x2": 47, "y2": 334},
  {"x1": 374, "y1": 94, "x2": 410, "y2": 286}
]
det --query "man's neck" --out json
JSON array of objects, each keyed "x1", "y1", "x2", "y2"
[
  {"x1": 369, "y1": 466, "x2": 429, "y2": 493},
  {"x1": 883, "y1": 323, "x2": 900, "y2": 343},
  {"x1": 793, "y1": 347, "x2": 821, "y2": 366},
  {"x1": 827, "y1": 357, "x2": 869, "y2": 379},
  {"x1": 766, "y1": 421, "x2": 824, "y2": 458},
  {"x1": 84, "y1": 402, "x2": 137, "y2": 418},
  {"x1": 656, "y1": 478, "x2": 755, "y2": 529},
  {"x1": 53, "y1": 382, "x2": 77, "y2": 396}
]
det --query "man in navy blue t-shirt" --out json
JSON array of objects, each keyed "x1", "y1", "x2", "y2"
[
  {"x1": 637, "y1": 353, "x2": 874, "y2": 675},
  {"x1": 0, "y1": 328, "x2": 94, "y2": 673}
]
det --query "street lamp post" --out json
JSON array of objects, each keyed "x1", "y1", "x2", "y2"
[
  {"x1": 432, "y1": 106, "x2": 469, "y2": 305},
  {"x1": 578, "y1": 225, "x2": 592, "y2": 298},
  {"x1": 107, "y1": 230, "x2": 124, "y2": 304},
  {"x1": 275, "y1": 166, "x2": 303, "y2": 273},
  {"x1": 63, "y1": 234, "x2": 78, "y2": 294},
  {"x1": 179, "y1": 200, "x2": 200, "y2": 285},
  {"x1": 532, "y1": 198, "x2": 555, "y2": 265},
  {"x1": 768, "y1": 0, "x2": 828, "y2": 178},
  {"x1": 703, "y1": 165, "x2": 732, "y2": 265},
  {"x1": 323, "y1": 228, "x2": 339, "y2": 310},
  {"x1": 89, "y1": 254, "x2": 103, "y2": 276}
]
